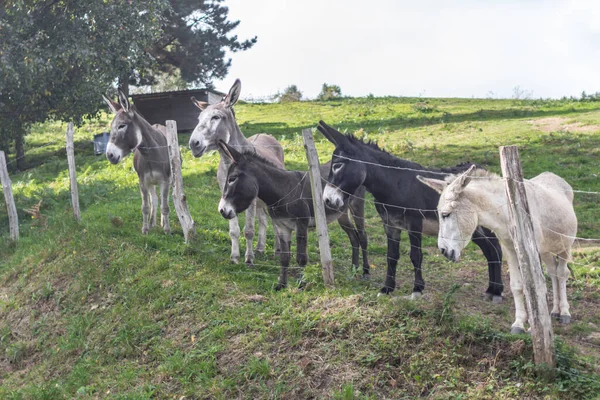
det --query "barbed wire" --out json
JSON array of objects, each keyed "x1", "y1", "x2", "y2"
[{"x1": 331, "y1": 154, "x2": 600, "y2": 195}]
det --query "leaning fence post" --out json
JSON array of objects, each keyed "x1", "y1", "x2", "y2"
[
  {"x1": 500, "y1": 145, "x2": 556, "y2": 375},
  {"x1": 0, "y1": 150, "x2": 19, "y2": 241},
  {"x1": 165, "y1": 120, "x2": 196, "y2": 243},
  {"x1": 302, "y1": 128, "x2": 334, "y2": 287},
  {"x1": 66, "y1": 122, "x2": 81, "y2": 221}
]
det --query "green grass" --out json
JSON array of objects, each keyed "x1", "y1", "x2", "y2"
[{"x1": 1, "y1": 96, "x2": 600, "y2": 398}]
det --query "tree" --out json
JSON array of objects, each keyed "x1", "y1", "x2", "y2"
[
  {"x1": 277, "y1": 85, "x2": 303, "y2": 103},
  {"x1": 0, "y1": 1, "x2": 255, "y2": 169},
  {"x1": 317, "y1": 83, "x2": 342, "y2": 101},
  {"x1": 137, "y1": 0, "x2": 256, "y2": 90}
]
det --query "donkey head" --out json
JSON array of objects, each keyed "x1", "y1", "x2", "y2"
[
  {"x1": 317, "y1": 121, "x2": 368, "y2": 210},
  {"x1": 102, "y1": 89, "x2": 142, "y2": 164},
  {"x1": 216, "y1": 141, "x2": 259, "y2": 219},
  {"x1": 417, "y1": 165, "x2": 479, "y2": 262},
  {"x1": 189, "y1": 79, "x2": 241, "y2": 158}
]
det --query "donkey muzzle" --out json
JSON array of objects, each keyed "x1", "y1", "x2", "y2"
[
  {"x1": 440, "y1": 246, "x2": 458, "y2": 262},
  {"x1": 218, "y1": 198, "x2": 236, "y2": 219},
  {"x1": 189, "y1": 140, "x2": 206, "y2": 158},
  {"x1": 106, "y1": 151, "x2": 121, "y2": 164},
  {"x1": 323, "y1": 184, "x2": 345, "y2": 210}
]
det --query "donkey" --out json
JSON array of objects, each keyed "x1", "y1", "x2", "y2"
[
  {"x1": 102, "y1": 89, "x2": 171, "y2": 234},
  {"x1": 317, "y1": 120, "x2": 504, "y2": 301},
  {"x1": 216, "y1": 141, "x2": 369, "y2": 290},
  {"x1": 188, "y1": 79, "x2": 285, "y2": 266},
  {"x1": 418, "y1": 166, "x2": 577, "y2": 333}
]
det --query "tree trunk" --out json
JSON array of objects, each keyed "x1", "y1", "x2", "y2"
[
  {"x1": 15, "y1": 127, "x2": 25, "y2": 171},
  {"x1": 0, "y1": 128, "x2": 9, "y2": 158}
]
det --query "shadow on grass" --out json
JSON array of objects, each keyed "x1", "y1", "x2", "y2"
[{"x1": 239, "y1": 105, "x2": 600, "y2": 139}]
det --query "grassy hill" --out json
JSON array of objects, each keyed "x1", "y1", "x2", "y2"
[{"x1": 1, "y1": 96, "x2": 600, "y2": 399}]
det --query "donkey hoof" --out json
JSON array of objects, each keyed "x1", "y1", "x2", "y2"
[
  {"x1": 510, "y1": 326, "x2": 527, "y2": 335},
  {"x1": 410, "y1": 292, "x2": 423, "y2": 300},
  {"x1": 483, "y1": 293, "x2": 493, "y2": 302},
  {"x1": 559, "y1": 315, "x2": 571, "y2": 324},
  {"x1": 379, "y1": 287, "x2": 394, "y2": 295},
  {"x1": 245, "y1": 259, "x2": 254, "y2": 268},
  {"x1": 551, "y1": 312, "x2": 560, "y2": 320},
  {"x1": 275, "y1": 283, "x2": 287, "y2": 291},
  {"x1": 142, "y1": 228, "x2": 149, "y2": 235},
  {"x1": 492, "y1": 295, "x2": 503, "y2": 304},
  {"x1": 230, "y1": 257, "x2": 240, "y2": 264},
  {"x1": 360, "y1": 273, "x2": 370, "y2": 281}
]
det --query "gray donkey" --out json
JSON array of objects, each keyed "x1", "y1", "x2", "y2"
[
  {"x1": 217, "y1": 141, "x2": 369, "y2": 290},
  {"x1": 189, "y1": 79, "x2": 284, "y2": 265},
  {"x1": 102, "y1": 89, "x2": 171, "y2": 234}
]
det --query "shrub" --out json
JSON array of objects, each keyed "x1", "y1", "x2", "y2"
[
  {"x1": 317, "y1": 83, "x2": 342, "y2": 101},
  {"x1": 277, "y1": 85, "x2": 302, "y2": 103}
]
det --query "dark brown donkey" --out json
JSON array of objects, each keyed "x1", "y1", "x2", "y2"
[{"x1": 102, "y1": 89, "x2": 171, "y2": 234}]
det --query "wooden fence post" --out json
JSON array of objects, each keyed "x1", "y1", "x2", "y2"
[
  {"x1": 302, "y1": 128, "x2": 334, "y2": 287},
  {"x1": 0, "y1": 151, "x2": 19, "y2": 241},
  {"x1": 165, "y1": 120, "x2": 196, "y2": 243},
  {"x1": 500, "y1": 145, "x2": 556, "y2": 374},
  {"x1": 66, "y1": 122, "x2": 81, "y2": 221}
]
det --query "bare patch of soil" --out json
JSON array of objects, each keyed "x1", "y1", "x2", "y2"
[{"x1": 530, "y1": 117, "x2": 600, "y2": 133}]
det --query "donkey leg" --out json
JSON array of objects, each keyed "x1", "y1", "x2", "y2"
[
  {"x1": 295, "y1": 221, "x2": 309, "y2": 287},
  {"x1": 472, "y1": 227, "x2": 504, "y2": 303},
  {"x1": 255, "y1": 205, "x2": 268, "y2": 254},
  {"x1": 229, "y1": 216, "x2": 241, "y2": 264},
  {"x1": 273, "y1": 224, "x2": 281, "y2": 257},
  {"x1": 159, "y1": 180, "x2": 171, "y2": 234},
  {"x1": 243, "y1": 200, "x2": 257, "y2": 266},
  {"x1": 149, "y1": 185, "x2": 158, "y2": 228},
  {"x1": 349, "y1": 190, "x2": 370, "y2": 278},
  {"x1": 276, "y1": 226, "x2": 292, "y2": 291},
  {"x1": 139, "y1": 184, "x2": 151, "y2": 234},
  {"x1": 542, "y1": 253, "x2": 560, "y2": 320},
  {"x1": 381, "y1": 225, "x2": 402, "y2": 294},
  {"x1": 407, "y1": 229, "x2": 425, "y2": 299},
  {"x1": 506, "y1": 250, "x2": 528, "y2": 334},
  {"x1": 556, "y1": 252, "x2": 572, "y2": 324},
  {"x1": 336, "y1": 211, "x2": 362, "y2": 274}
]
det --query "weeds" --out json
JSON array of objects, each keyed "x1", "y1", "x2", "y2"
[{"x1": 1, "y1": 97, "x2": 599, "y2": 398}]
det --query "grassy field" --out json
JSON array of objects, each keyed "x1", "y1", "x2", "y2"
[{"x1": 1, "y1": 96, "x2": 600, "y2": 399}]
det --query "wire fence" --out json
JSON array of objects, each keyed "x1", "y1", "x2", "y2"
[{"x1": 1, "y1": 125, "x2": 600, "y2": 381}]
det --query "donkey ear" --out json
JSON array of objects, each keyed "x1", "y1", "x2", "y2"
[
  {"x1": 218, "y1": 140, "x2": 242, "y2": 163},
  {"x1": 191, "y1": 96, "x2": 209, "y2": 111},
  {"x1": 317, "y1": 120, "x2": 348, "y2": 147},
  {"x1": 223, "y1": 79, "x2": 241, "y2": 108},
  {"x1": 417, "y1": 176, "x2": 448, "y2": 194},
  {"x1": 454, "y1": 164, "x2": 476, "y2": 190},
  {"x1": 102, "y1": 94, "x2": 121, "y2": 113},
  {"x1": 117, "y1": 88, "x2": 131, "y2": 112}
]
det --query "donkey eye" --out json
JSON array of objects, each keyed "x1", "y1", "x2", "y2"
[
  {"x1": 118, "y1": 124, "x2": 127, "y2": 130},
  {"x1": 228, "y1": 176, "x2": 237, "y2": 184},
  {"x1": 332, "y1": 163, "x2": 343, "y2": 172},
  {"x1": 441, "y1": 212, "x2": 451, "y2": 219},
  {"x1": 211, "y1": 115, "x2": 221, "y2": 121}
]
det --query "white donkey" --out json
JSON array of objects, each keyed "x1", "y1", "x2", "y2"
[
  {"x1": 418, "y1": 165, "x2": 577, "y2": 334},
  {"x1": 188, "y1": 79, "x2": 284, "y2": 265}
]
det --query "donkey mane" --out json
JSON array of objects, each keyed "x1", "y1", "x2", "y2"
[
  {"x1": 238, "y1": 148, "x2": 281, "y2": 169},
  {"x1": 444, "y1": 167, "x2": 500, "y2": 183},
  {"x1": 341, "y1": 132, "x2": 482, "y2": 175},
  {"x1": 343, "y1": 132, "x2": 386, "y2": 153}
]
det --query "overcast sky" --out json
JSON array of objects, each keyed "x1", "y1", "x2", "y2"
[{"x1": 214, "y1": 0, "x2": 600, "y2": 100}]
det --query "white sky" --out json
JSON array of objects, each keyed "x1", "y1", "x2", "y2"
[{"x1": 214, "y1": 0, "x2": 600, "y2": 100}]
